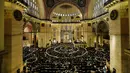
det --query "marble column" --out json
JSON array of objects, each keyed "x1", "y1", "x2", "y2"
[
  {"x1": 0, "y1": 0, "x2": 4, "y2": 51},
  {"x1": 99, "y1": 34, "x2": 103, "y2": 46},
  {"x1": 129, "y1": 0, "x2": 130, "y2": 48},
  {"x1": 30, "y1": 33, "x2": 33, "y2": 46},
  {"x1": 56, "y1": 29, "x2": 60, "y2": 43},
  {"x1": 38, "y1": 33, "x2": 46, "y2": 48},
  {"x1": 33, "y1": 33, "x2": 37, "y2": 47},
  {"x1": 123, "y1": 0, "x2": 130, "y2": 73},
  {"x1": 38, "y1": 32, "x2": 47, "y2": 48},
  {"x1": 0, "y1": 1, "x2": 4, "y2": 72},
  {"x1": 109, "y1": 1, "x2": 129, "y2": 73},
  {"x1": 74, "y1": 29, "x2": 77, "y2": 41},
  {"x1": 3, "y1": 5, "x2": 23, "y2": 73},
  {"x1": 82, "y1": 23, "x2": 93, "y2": 47},
  {"x1": 0, "y1": 56, "x2": 3, "y2": 73},
  {"x1": 38, "y1": 24, "x2": 52, "y2": 48},
  {"x1": 3, "y1": 2, "x2": 24, "y2": 73},
  {"x1": 96, "y1": 34, "x2": 99, "y2": 48}
]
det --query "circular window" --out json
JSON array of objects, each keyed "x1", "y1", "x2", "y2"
[
  {"x1": 110, "y1": 10, "x2": 118, "y2": 20},
  {"x1": 13, "y1": 10, "x2": 22, "y2": 21}
]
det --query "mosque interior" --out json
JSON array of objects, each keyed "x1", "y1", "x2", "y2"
[{"x1": 0, "y1": 0, "x2": 130, "y2": 73}]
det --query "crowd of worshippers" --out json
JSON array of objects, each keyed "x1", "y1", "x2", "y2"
[
  {"x1": 22, "y1": 43, "x2": 111, "y2": 73},
  {"x1": 45, "y1": 45, "x2": 87, "y2": 58}
]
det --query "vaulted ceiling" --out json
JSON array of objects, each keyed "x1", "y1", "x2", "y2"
[
  {"x1": 37, "y1": 0, "x2": 95, "y2": 20},
  {"x1": 50, "y1": 3, "x2": 83, "y2": 22}
]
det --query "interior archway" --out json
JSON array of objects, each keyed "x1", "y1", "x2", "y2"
[
  {"x1": 97, "y1": 21, "x2": 109, "y2": 34},
  {"x1": 24, "y1": 22, "x2": 33, "y2": 33},
  {"x1": 50, "y1": 3, "x2": 83, "y2": 22},
  {"x1": 96, "y1": 20, "x2": 110, "y2": 48}
]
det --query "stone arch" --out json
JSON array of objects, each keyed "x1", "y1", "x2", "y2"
[
  {"x1": 96, "y1": 20, "x2": 110, "y2": 46},
  {"x1": 97, "y1": 20, "x2": 109, "y2": 34},
  {"x1": 48, "y1": 2, "x2": 83, "y2": 19},
  {"x1": 23, "y1": 22, "x2": 33, "y2": 32},
  {"x1": 23, "y1": 21, "x2": 40, "y2": 33}
]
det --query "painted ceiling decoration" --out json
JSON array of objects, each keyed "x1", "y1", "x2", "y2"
[
  {"x1": 60, "y1": 5, "x2": 72, "y2": 9},
  {"x1": 46, "y1": 0, "x2": 86, "y2": 8},
  {"x1": 46, "y1": 0, "x2": 55, "y2": 7},
  {"x1": 76, "y1": 0, "x2": 86, "y2": 7}
]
